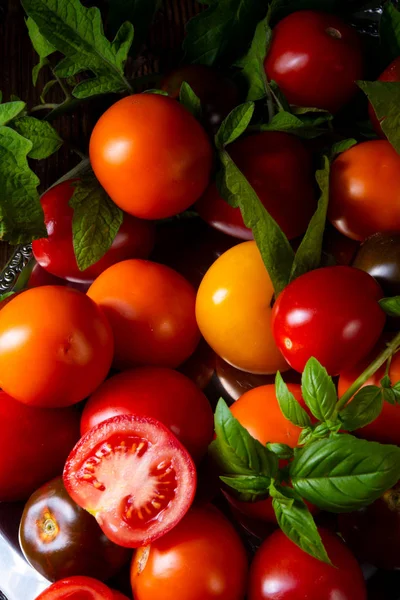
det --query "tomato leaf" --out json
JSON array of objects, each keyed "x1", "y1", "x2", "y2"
[
  {"x1": 105, "y1": 0, "x2": 160, "y2": 53},
  {"x1": 339, "y1": 386, "x2": 384, "y2": 431},
  {"x1": 235, "y1": 15, "x2": 271, "y2": 102},
  {"x1": 256, "y1": 110, "x2": 332, "y2": 139},
  {"x1": 266, "y1": 443, "x2": 294, "y2": 460},
  {"x1": 26, "y1": 17, "x2": 56, "y2": 85},
  {"x1": 380, "y1": 2, "x2": 400, "y2": 64},
  {"x1": 220, "y1": 474, "x2": 271, "y2": 502},
  {"x1": 179, "y1": 82, "x2": 202, "y2": 120},
  {"x1": 301, "y1": 357, "x2": 337, "y2": 423},
  {"x1": 0, "y1": 291, "x2": 15, "y2": 303},
  {"x1": 0, "y1": 102, "x2": 26, "y2": 127},
  {"x1": 290, "y1": 434, "x2": 400, "y2": 512},
  {"x1": 275, "y1": 372, "x2": 312, "y2": 428},
  {"x1": 40, "y1": 79, "x2": 58, "y2": 103},
  {"x1": 379, "y1": 295, "x2": 400, "y2": 317},
  {"x1": 11, "y1": 116, "x2": 62, "y2": 159},
  {"x1": 215, "y1": 102, "x2": 255, "y2": 149},
  {"x1": 358, "y1": 81, "x2": 400, "y2": 154},
  {"x1": 330, "y1": 138, "x2": 357, "y2": 159}
]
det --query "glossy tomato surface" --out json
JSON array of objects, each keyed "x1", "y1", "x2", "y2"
[
  {"x1": 196, "y1": 241, "x2": 289, "y2": 374},
  {"x1": 32, "y1": 180, "x2": 155, "y2": 283},
  {"x1": 89, "y1": 94, "x2": 213, "y2": 219},
  {"x1": 352, "y1": 232, "x2": 400, "y2": 296},
  {"x1": 368, "y1": 57, "x2": 400, "y2": 137},
  {"x1": 272, "y1": 266, "x2": 385, "y2": 375},
  {"x1": 130, "y1": 505, "x2": 248, "y2": 600},
  {"x1": 0, "y1": 391, "x2": 80, "y2": 501},
  {"x1": 197, "y1": 132, "x2": 316, "y2": 240},
  {"x1": 0, "y1": 286, "x2": 113, "y2": 407},
  {"x1": 64, "y1": 414, "x2": 196, "y2": 548},
  {"x1": 265, "y1": 10, "x2": 363, "y2": 113},
  {"x1": 35, "y1": 576, "x2": 114, "y2": 600}
]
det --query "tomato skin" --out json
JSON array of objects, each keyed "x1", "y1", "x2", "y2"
[
  {"x1": 264, "y1": 10, "x2": 363, "y2": 113},
  {"x1": 196, "y1": 241, "x2": 289, "y2": 374},
  {"x1": 178, "y1": 338, "x2": 216, "y2": 390},
  {"x1": 34, "y1": 576, "x2": 114, "y2": 600},
  {"x1": 329, "y1": 141, "x2": 400, "y2": 241},
  {"x1": 130, "y1": 505, "x2": 248, "y2": 600},
  {"x1": 352, "y1": 232, "x2": 400, "y2": 297},
  {"x1": 89, "y1": 94, "x2": 213, "y2": 219},
  {"x1": 0, "y1": 286, "x2": 114, "y2": 407},
  {"x1": 272, "y1": 266, "x2": 385, "y2": 375},
  {"x1": 32, "y1": 180, "x2": 155, "y2": 283},
  {"x1": 196, "y1": 132, "x2": 316, "y2": 240},
  {"x1": 88, "y1": 259, "x2": 200, "y2": 370},
  {"x1": 368, "y1": 57, "x2": 400, "y2": 137},
  {"x1": 248, "y1": 527, "x2": 366, "y2": 600},
  {"x1": 110, "y1": 592, "x2": 130, "y2": 600},
  {"x1": 0, "y1": 391, "x2": 80, "y2": 502},
  {"x1": 80, "y1": 367, "x2": 214, "y2": 463}
]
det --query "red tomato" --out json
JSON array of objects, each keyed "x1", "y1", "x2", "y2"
[
  {"x1": 368, "y1": 57, "x2": 400, "y2": 137},
  {"x1": 88, "y1": 260, "x2": 200, "y2": 370},
  {"x1": 272, "y1": 266, "x2": 385, "y2": 375},
  {"x1": 35, "y1": 576, "x2": 114, "y2": 600},
  {"x1": 130, "y1": 505, "x2": 248, "y2": 600},
  {"x1": 90, "y1": 94, "x2": 213, "y2": 219},
  {"x1": 27, "y1": 263, "x2": 90, "y2": 292},
  {"x1": 80, "y1": 367, "x2": 214, "y2": 463},
  {"x1": 0, "y1": 391, "x2": 80, "y2": 501},
  {"x1": 0, "y1": 286, "x2": 113, "y2": 407},
  {"x1": 329, "y1": 141, "x2": 400, "y2": 241},
  {"x1": 32, "y1": 180, "x2": 155, "y2": 283},
  {"x1": 264, "y1": 10, "x2": 363, "y2": 113},
  {"x1": 196, "y1": 132, "x2": 316, "y2": 240},
  {"x1": 111, "y1": 592, "x2": 130, "y2": 600},
  {"x1": 248, "y1": 528, "x2": 366, "y2": 600},
  {"x1": 63, "y1": 414, "x2": 196, "y2": 548}
]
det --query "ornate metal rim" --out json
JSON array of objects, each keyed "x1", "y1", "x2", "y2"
[{"x1": 0, "y1": 245, "x2": 33, "y2": 294}]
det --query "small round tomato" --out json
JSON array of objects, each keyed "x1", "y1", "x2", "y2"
[
  {"x1": 0, "y1": 391, "x2": 80, "y2": 501},
  {"x1": 35, "y1": 576, "x2": 114, "y2": 600},
  {"x1": 63, "y1": 414, "x2": 196, "y2": 548},
  {"x1": 323, "y1": 223, "x2": 359, "y2": 266},
  {"x1": 0, "y1": 286, "x2": 113, "y2": 407},
  {"x1": 248, "y1": 528, "x2": 366, "y2": 600},
  {"x1": 369, "y1": 57, "x2": 400, "y2": 137},
  {"x1": 264, "y1": 10, "x2": 363, "y2": 113},
  {"x1": 196, "y1": 132, "x2": 316, "y2": 240},
  {"x1": 352, "y1": 232, "x2": 400, "y2": 296},
  {"x1": 32, "y1": 180, "x2": 155, "y2": 283},
  {"x1": 130, "y1": 505, "x2": 248, "y2": 600},
  {"x1": 88, "y1": 259, "x2": 200, "y2": 370},
  {"x1": 80, "y1": 367, "x2": 214, "y2": 463},
  {"x1": 329, "y1": 141, "x2": 400, "y2": 241},
  {"x1": 19, "y1": 476, "x2": 131, "y2": 582},
  {"x1": 272, "y1": 266, "x2": 385, "y2": 375},
  {"x1": 196, "y1": 241, "x2": 289, "y2": 374},
  {"x1": 27, "y1": 263, "x2": 90, "y2": 292},
  {"x1": 90, "y1": 94, "x2": 213, "y2": 220}
]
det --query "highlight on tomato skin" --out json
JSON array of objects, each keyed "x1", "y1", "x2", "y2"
[{"x1": 34, "y1": 575, "x2": 115, "y2": 600}]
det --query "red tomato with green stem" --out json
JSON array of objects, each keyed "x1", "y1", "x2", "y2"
[
  {"x1": 35, "y1": 576, "x2": 115, "y2": 600},
  {"x1": 368, "y1": 57, "x2": 400, "y2": 137}
]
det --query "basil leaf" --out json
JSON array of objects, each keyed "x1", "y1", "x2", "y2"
[
  {"x1": 220, "y1": 474, "x2": 270, "y2": 502},
  {"x1": 0, "y1": 102, "x2": 26, "y2": 127},
  {"x1": 179, "y1": 82, "x2": 202, "y2": 120},
  {"x1": 291, "y1": 434, "x2": 400, "y2": 512},
  {"x1": 381, "y1": 374, "x2": 392, "y2": 389},
  {"x1": 339, "y1": 386, "x2": 383, "y2": 431},
  {"x1": 105, "y1": 0, "x2": 160, "y2": 53},
  {"x1": 0, "y1": 291, "x2": 15, "y2": 303},
  {"x1": 26, "y1": 17, "x2": 56, "y2": 85},
  {"x1": 301, "y1": 357, "x2": 337, "y2": 423},
  {"x1": 385, "y1": 381, "x2": 400, "y2": 405},
  {"x1": 298, "y1": 427, "x2": 314, "y2": 446},
  {"x1": 235, "y1": 15, "x2": 271, "y2": 102},
  {"x1": 215, "y1": 102, "x2": 255, "y2": 149},
  {"x1": 380, "y1": 2, "x2": 400, "y2": 64},
  {"x1": 266, "y1": 443, "x2": 294, "y2": 460},
  {"x1": 330, "y1": 138, "x2": 357, "y2": 159},
  {"x1": 379, "y1": 296, "x2": 400, "y2": 317},
  {"x1": 276, "y1": 372, "x2": 311, "y2": 428},
  {"x1": 358, "y1": 81, "x2": 400, "y2": 154},
  {"x1": 11, "y1": 116, "x2": 62, "y2": 159},
  {"x1": 257, "y1": 110, "x2": 331, "y2": 139}
]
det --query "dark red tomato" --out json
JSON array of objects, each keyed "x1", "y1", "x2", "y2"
[
  {"x1": 0, "y1": 391, "x2": 80, "y2": 501},
  {"x1": 28, "y1": 263, "x2": 90, "y2": 292},
  {"x1": 272, "y1": 266, "x2": 385, "y2": 375},
  {"x1": 352, "y1": 232, "x2": 400, "y2": 297},
  {"x1": 323, "y1": 223, "x2": 359, "y2": 266},
  {"x1": 196, "y1": 132, "x2": 316, "y2": 240},
  {"x1": 63, "y1": 414, "x2": 196, "y2": 548},
  {"x1": 32, "y1": 180, "x2": 155, "y2": 283},
  {"x1": 248, "y1": 528, "x2": 367, "y2": 600},
  {"x1": 110, "y1": 592, "x2": 130, "y2": 600},
  {"x1": 80, "y1": 367, "x2": 214, "y2": 463},
  {"x1": 19, "y1": 476, "x2": 131, "y2": 582},
  {"x1": 369, "y1": 57, "x2": 400, "y2": 137},
  {"x1": 35, "y1": 576, "x2": 114, "y2": 600},
  {"x1": 264, "y1": 10, "x2": 363, "y2": 113},
  {"x1": 130, "y1": 505, "x2": 248, "y2": 600}
]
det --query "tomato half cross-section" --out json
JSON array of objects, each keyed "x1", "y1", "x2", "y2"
[
  {"x1": 34, "y1": 576, "x2": 115, "y2": 600},
  {"x1": 63, "y1": 414, "x2": 197, "y2": 548}
]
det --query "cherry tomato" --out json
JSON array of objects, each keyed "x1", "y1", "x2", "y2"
[
  {"x1": 196, "y1": 241, "x2": 289, "y2": 374},
  {"x1": 80, "y1": 367, "x2": 214, "y2": 463},
  {"x1": 368, "y1": 57, "x2": 400, "y2": 137},
  {"x1": 272, "y1": 266, "x2": 385, "y2": 375},
  {"x1": 196, "y1": 132, "x2": 316, "y2": 240},
  {"x1": 130, "y1": 505, "x2": 248, "y2": 600},
  {"x1": 352, "y1": 232, "x2": 400, "y2": 296},
  {"x1": 0, "y1": 286, "x2": 113, "y2": 407},
  {"x1": 35, "y1": 576, "x2": 114, "y2": 600},
  {"x1": 90, "y1": 94, "x2": 213, "y2": 219},
  {"x1": 264, "y1": 10, "x2": 363, "y2": 113},
  {"x1": 0, "y1": 391, "x2": 80, "y2": 501},
  {"x1": 248, "y1": 527, "x2": 367, "y2": 600},
  {"x1": 32, "y1": 180, "x2": 155, "y2": 283},
  {"x1": 19, "y1": 476, "x2": 131, "y2": 582},
  {"x1": 88, "y1": 259, "x2": 200, "y2": 370},
  {"x1": 27, "y1": 263, "x2": 90, "y2": 292},
  {"x1": 178, "y1": 338, "x2": 216, "y2": 390},
  {"x1": 323, "y1": 223, "x2": 359, "y2": 266},
  {"x1": 63, "y1": 414, "x2": 196, "y2": 548},
  {"x1": 329, "y1": 141, "x2": 400, "y2": 241}
]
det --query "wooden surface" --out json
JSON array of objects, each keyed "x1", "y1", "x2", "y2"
[{"x1": 0, "y1": 0, "x2": 200, "y2": 268}]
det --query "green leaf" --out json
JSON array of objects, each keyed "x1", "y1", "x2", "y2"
[
  {"x1": 266, "y1": 443, "x2": 294, "y2": 460},
  {"x1": 301, "y1": 357, "x2": 337, "y2": 423},
  {"x1": 235, "y1": 15, "x2": 271, "y2": 102},
  {"x1": 379, "y1": 295, "x2": 400, "y2": 317},
  {"x1": 257, "y1": 110, "x2": 331, "y2": 139},
  {"x1": 106, "y1": 0, "x2": 160, "y2": 53},
  {"x1": 12, "y1": 116, "x2": 62, "y2": 159},
  {"x1": 26, "y1": 17, "x2": 56, "y2": 85},
  {"x1": 179, "y1": 82, "x2": 202, "y2": 120},
  {"x1": 40, "y1": 79, "x2": 58, "y2": 104},
  {"x1": 358, "y1": 81, "x2": 400, "y2": 154},
  {"x1": 330, "y1": 138, "x2": 357, "y2": 159},
  {"x1": 69, "y1": 172, "x2": 123, "y2": 271},
  {"x1": 0, "y1": 291, "x2": 15, "y2": 302},
  {"x1": 380, "y1": 2, "x2": 400, "y2": 64},
  {"x1": 276, "y1": 372, "x2": 312, "y2": 428},
  {"x1": 383, "y1": 381, "x2": 400, "y2": 405},
  {"x1": 339, "y1": 386, "x2": 384, "y2": 431},
  {"x1": 143, "y1": 89, "x2": 169, "y2": 96},
  {"x1": 220, "y1": 474, "x2": 270, "y2": 502},
  {"x1": 0, "y1": 102, "x2": 26, "y2": 127},
  {"x1": 290, "y1": 434, "x2": 400, "y2": 512},
  {"x1": 215, "y1": 102, "x2": 255, "y2": 149}
]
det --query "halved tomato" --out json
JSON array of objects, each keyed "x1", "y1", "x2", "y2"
[
  {"x1": 35, "y1": 576, "x2": 114, "y2": 600},
  {"x1": 63, "y1": 415, "x2": 196, "y2": 548}
]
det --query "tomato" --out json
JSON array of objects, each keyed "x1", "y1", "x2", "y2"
[
  {"x1": 368, "y1": 57, "x2": 400, "y2": 137},
  {"x1": 63, "y1": 414, "x2": 196, "y2": 548},
  {"x1": 88, "y1": 259, "x2": 200, "y2": 370},
  {"x1": 272, "y1": 266, "x2": 385, "y2": 375},
  {"x1": 329, "y1": 141, "x2": 400, "y2": 241},
  {"x1": 32, "y1": 180, "x2": 155, "y2": 283},
  {"x1": 19, "y1": 476, "x2": 131, "y2": 582},
  {"x1": 264, "y1": 10, "x2": 363, "y2": 113},
  {"x1": 196, "y1": 132, "x2": 316, "y2": 240},
  {"x1": 80, "y1": 367, "x2": 214, "y2": 463},
  {"x1": 89, "y1": 94, "x2": 213, "y2": 220},
  {"x1": 178, "y1": 338, "x2": 216, "y2": 390},
  {"x1": 130, "y1": 505, "x2": 248, "y2": 600},
  {"x1": 27, "y1": 263, "x2": 90, "y2": 292},
  {"x1": 196, "y1": 241, "x2": 289, "y2": 374},
  {"x1": 323, "y1": 223, "x2": 359, "y2": 266},
  {"x1": 0, "y1": 286, "x2": 113, "y2": 407},
  {"x1": 0, "y1": 391, "x2": 80, "y2": 501},
  {"x1": 352, "y1": 232, "x2": 400, "y2": 297},
  {"x1": 110, "y1": 592, "x2": 130, "y2": 600},
  {"x1": 248, "y1": 527, "x2": 366, "y2": 600},
  {"x1": 35, "y1": 576, "x2": 114, "y2": 600}
]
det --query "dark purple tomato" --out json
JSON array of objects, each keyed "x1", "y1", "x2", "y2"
[{"x1": 352, "y1": 232, "x2": 400, "y2": 297}]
